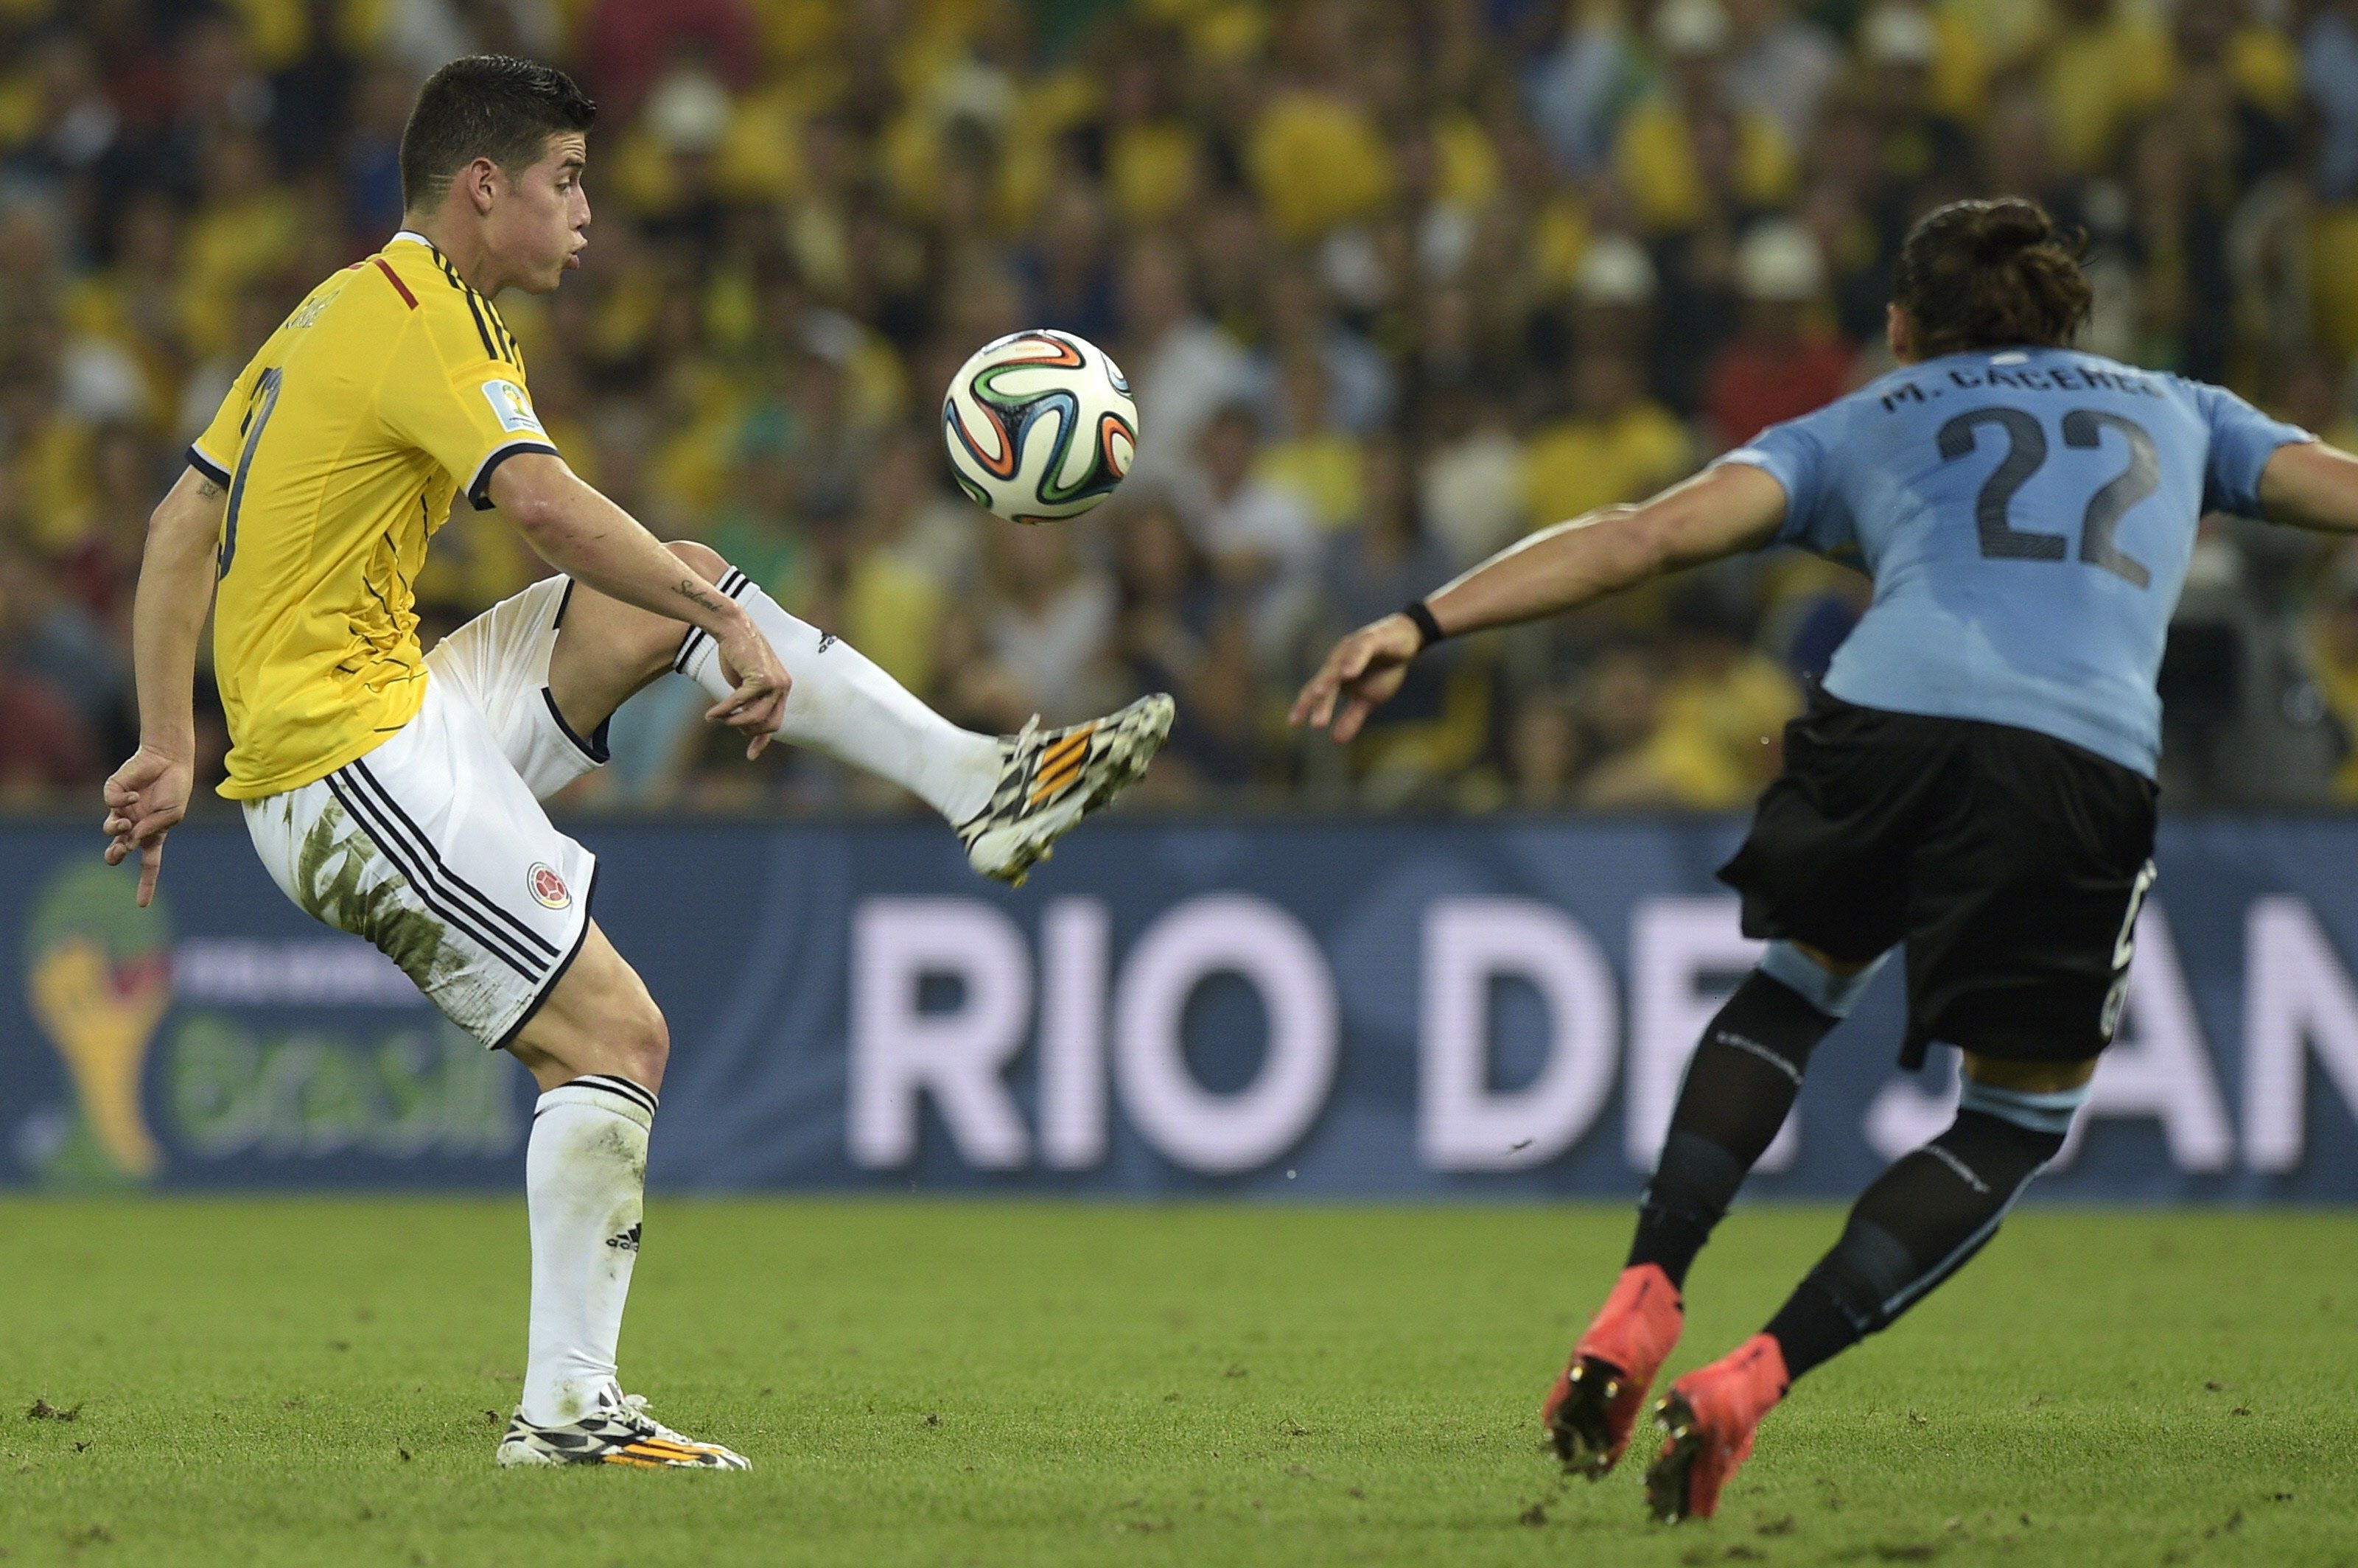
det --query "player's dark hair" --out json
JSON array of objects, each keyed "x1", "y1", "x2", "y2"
[
  {"x1": 399, "y1": 55, "x2": 596, "y2": 213},
  {"x1": 1891, "y1": 197, "x2": 2093, "y2": 359}
]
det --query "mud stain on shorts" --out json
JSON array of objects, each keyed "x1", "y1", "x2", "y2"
[{"x1": 294, "y1": 799, "x2": 460, "y2": 997}]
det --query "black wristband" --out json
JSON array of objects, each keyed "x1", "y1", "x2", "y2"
[{"x1": 1402, "y1": 599, "x2": 1446, "y2": 651}]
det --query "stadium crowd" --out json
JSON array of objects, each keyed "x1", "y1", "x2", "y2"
[{"x1": 4, "y1": 0, "x2": 2358, "y2": 813}]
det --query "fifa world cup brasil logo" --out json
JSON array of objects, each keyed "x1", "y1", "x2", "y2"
[{"x1": 24, "y1": 861, "x2": 172, "y2": 1183}]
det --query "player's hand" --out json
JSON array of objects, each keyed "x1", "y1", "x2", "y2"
[
  {"x1": 101, "y1": 744, "x2": 194, "y2": 908},
  {"x1": 1290, "y1": 612, "x2": 1423, "y2": 744},
  {"x1": 707, "y1": 615, "x2": 791, "y2": 760}
]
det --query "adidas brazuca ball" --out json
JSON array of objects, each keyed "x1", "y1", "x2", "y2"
[{"x1": 942, "y1": 329, "x2": 1138, "y2": 524}]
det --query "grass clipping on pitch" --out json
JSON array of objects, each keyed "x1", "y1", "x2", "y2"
[{"x1": 0, "y1": 1200, "x2": 2350, "y2": 1567}]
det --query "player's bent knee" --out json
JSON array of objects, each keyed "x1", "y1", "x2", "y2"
[
  {"x1": 1758, "y1": 939, "x2": 1888, "y2": 1019},
  {"x1": 663, "y1": 539, "x2": 727, "y2": 583},
  {"x1": 1957, "y1": 1071, "x2": 2090, "y2": 1137},
  {"x1": 599, "y1": 1001, "x2": 670, "y2": 1093},
  {"x1": 512, "y1": 925, "x2": 671, "y2": 1092},
  {"x1": 1959, "y1": 1050, "x2": 2098, "y2": 1095}
]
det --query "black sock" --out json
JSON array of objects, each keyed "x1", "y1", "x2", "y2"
[
  {"x1": 1763, "y1": 1107, "x2": 2065, "y2": 1380},
  {"x1": 1627, "y1": 972, "x2": 1841, "y2": 1289}
]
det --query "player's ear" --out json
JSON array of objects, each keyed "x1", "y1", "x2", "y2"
[
  {"x1": 1886, "y1": 304, "x2": 1913, "y2": 363},
  {"x1": 465, "y1": 155, "x2": 500, "y2": 217}
]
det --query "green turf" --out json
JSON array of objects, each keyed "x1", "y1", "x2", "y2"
[{"x1": 0, "y1": 1200, "x2": 2351, "y2": 1567}]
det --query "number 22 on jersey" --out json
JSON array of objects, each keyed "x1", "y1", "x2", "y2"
[{"x1": 1937, "y1": 405, "x2": 2158, "y2": 589}]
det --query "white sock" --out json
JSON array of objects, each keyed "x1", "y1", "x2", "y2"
[
  {"x1": 519, "y1": 1074, "x2": 657, "y2": 1427},
  {"x1": 674, "y1": 567, "x2": 1001, "y2": 824}
]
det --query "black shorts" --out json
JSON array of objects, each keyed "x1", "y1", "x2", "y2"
[{"x1": 1718, "y1": 694, "x2": 2158, "y2": 1067}]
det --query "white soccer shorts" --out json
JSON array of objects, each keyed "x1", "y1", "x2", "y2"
[{"x1": 243, "y1": 575, "x2": 607, "y2": 1047}]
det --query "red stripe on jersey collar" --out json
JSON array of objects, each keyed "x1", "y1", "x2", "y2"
[{"x1": 372, "y1": 256, "x2": 418, "y2": 309}]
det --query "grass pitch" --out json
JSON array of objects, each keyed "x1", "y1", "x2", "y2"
[{"x1": 1, "y1": 1200, "x2": 2351, "y2": 1567}]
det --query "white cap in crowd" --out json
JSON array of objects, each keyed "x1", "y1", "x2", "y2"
[
  {"x1": 644, "y1": 66, "x2": 731, "y2": 155},
  {"x1": 1577, "y1": 234, "x2": 1660, "y2": 306},
  {"x1": 1735, "y1": 220, "x2": 1827, "y2": 302},
  {"x1": 1861, "y1": 4, "x2": 1939, "y2": 66},
  {"x1": 1654, "y1": 0, "x2": 1732, "y2": 57}
]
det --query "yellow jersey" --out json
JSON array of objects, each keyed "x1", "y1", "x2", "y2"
[{"x1": 190, "y1": 231, "x2": 557, "y2": 799}]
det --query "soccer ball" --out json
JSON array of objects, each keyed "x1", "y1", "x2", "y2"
[{"x1": 942, "y1": 329, "x2": 1138, "y2": 524}]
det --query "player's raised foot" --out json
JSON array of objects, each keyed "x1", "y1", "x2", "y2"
[
  {"x1": 1643, "y1": 1333, "x2": 1788, "y2": 1522},
  {"x1": 958, "y1": 694, "x2": 1175, "y2": 886},
  {"x1": 1544, "y1": 1263, "x2": 1684, "y2": 1477},
  {"x1": 495, "y1": 1382, "x2": 749, "y2": 1470}
]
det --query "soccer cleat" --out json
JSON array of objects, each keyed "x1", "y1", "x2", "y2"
[
  {"x1": 1643, "y1": 1333, "x2": 1789, "y2": 1522},
  {"x1": 1544, "y1": 1263, "x2": 1685, "y2": 1477},
  {"x1": 495, "y1": 1382, "x2": 749, "y2": 1470},
  {"x1": 957, "y1": 693, "x2": 1175, "y2": 886}
]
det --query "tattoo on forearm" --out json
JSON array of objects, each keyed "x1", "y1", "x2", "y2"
[{"x1": 672, "y1": 578, "x2": 727, "y2": 616}]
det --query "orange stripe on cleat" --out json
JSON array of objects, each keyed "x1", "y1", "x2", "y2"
[
  {"x1": 609, "y1": 1441, "x2": 707, "y2": 1465},
  {"x1": 1038, "y1": 730, "x2": 1094, "y2": 776},
  {"x1": 1029, "y1": 765, "x2": 1083, "y2": 806}
]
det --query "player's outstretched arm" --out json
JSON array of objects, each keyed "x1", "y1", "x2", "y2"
[
  {"x1": 2256, "y1": 441, "x2": 2358, "y2": 534},
  {"x1": 104, "y1": 466, "x2": 228, "y2": 906},
  {"x1": 489, "y1": 452, "x2": 791, "y2": 756},
  {"x1": 1292, "y1": 463, "x2": 1788, "y2": 743}
]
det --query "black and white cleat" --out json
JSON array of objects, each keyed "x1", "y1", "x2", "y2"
[
  {"x1": 495, "y1": 1382, "x2": 748, "y2": 1471},
  {"x1": 958, "y1": 693, "x2": 1175, "y2": 886}
]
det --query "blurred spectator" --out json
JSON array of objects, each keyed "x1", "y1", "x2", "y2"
[
  {"x1": 1570, "y1": 233, "x2": 1661, "y2": 360},
  {"x1": 1572, "y1": 643, "x2": 1668, "y2": 807},
  {"x1": 1583, "y1": 589, "x2": 1800, "y2": 808},
  {"x1": 2040, "y1": 0, "x2": 2174, "y2": 175},
  {"x1": 1523, "y1": 343, "x2": 1693, "y2": 529},
  {"x1": 1183, "y1": 402, "x2": 1321, "y2": 662},
  {"x1": 1112, "y1": 494, "x2": 1256, "y2": 796},
  {"x1": 0, "y1": 545, "x2": 126, "y2": 765},
  {"x1": 1418, "y1": 382, "x2": 1527, "y2": 569},
  {"x1": 1117, "y1": 237, "x2": 1252, "y2": 481},
  {"x1": 1506, "y1": 683, "x2": 1585, "y2": 809},
  {"x1": 52, "y1": 423, "x2": 156, "y2": 627},
  {"x1": 1325, "y1": 437, "x2": 1458, "y2": 629},
  {"x1": 1248, "y1": 7, "x2": 1395, "y2": 243},
  {"x1": 2164, "y1": 518, "x2": 2338, "y2": 802},
  {"x1": 843, "y1": 429, "x2": 956, "y2": 700},
  {"x1": 2307, "y1": 0, "x2": 2358, "y2": 201},
  {"x1": 1325, "y1": 436, "x2": 1489, "y2": 802},
  {"x1": 0, "y1": 662, "x2": 99, "y2": 803},
  {"x1": 2307, "y1": 550, "x2": 2358, "y2": 799},
  {"x1": 1526, "y1": 0, "x2": 1648, "y2": 172},
  {"x1": 1615, "y1": 0, "x2": 1799, "y2": 236},
  {"x1": 1706, "y1": 218, "x2": 1855, "y2": 449},
  {"x1": 578, "y1": 0, "x2": 756, "y2": 118},
  {"x1": 1256, "y1": 351, "x2": 1364, "y2": 531},
  {"x1": 1253, "y1": 262, "x2": 1393, "y2": 436},
  {"x1": 1724, "y1": 0, "x2": 1841, "y2": 147},
  {"x1": 1024, "y1": 180, "x2": 1119, "y2": 344},
  {"x1": 970, "y1": 518, "x2": 1121, "y2": 727}
]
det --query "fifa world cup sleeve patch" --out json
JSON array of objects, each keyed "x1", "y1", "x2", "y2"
[{"x1": 482, "y1": 379, "x2": 546, "y2": 435}]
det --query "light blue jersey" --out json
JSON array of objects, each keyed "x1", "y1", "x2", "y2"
[{"x1": 1723, "y1": 346, "x2": 2312, "y2": 777}]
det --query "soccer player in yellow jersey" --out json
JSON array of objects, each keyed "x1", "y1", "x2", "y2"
[{"x1": 99, "y1": 56, "x2": 1172, "y2": 1471}]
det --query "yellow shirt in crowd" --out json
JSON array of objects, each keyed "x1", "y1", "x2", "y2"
[{"x1": 1521, "y1": 402, "x2": 1695, "y2": 531}]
